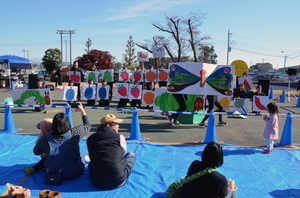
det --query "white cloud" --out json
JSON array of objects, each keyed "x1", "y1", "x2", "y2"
[
  {"x1": 101, "y1": 0, "x2": 198, "y2": 21},
  {"x1": 89, "y1": 28, "x2": 133, "y2": 35}
]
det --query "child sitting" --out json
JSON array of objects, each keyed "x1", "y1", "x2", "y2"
[{"x1": 24, "y1": 118, "x2": 53, "y2": 175}]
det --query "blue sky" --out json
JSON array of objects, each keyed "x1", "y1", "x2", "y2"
[{"x1": 1, "y1": 0, "x2": 300, "y2": 69}]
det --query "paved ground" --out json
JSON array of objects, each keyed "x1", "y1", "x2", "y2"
[{"x1": 0, "y1": 83, "x2": 299, "y2": 147}]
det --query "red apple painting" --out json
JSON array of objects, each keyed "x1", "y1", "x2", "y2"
[{"x1": 69, "y1": 71, "x2": 81, "y2": 83}]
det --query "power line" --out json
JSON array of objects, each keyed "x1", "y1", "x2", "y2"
[{"x1": 232, "y1": 46, "x2": 283, "y2": 57}]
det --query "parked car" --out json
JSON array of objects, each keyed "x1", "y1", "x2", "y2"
[{"x1": 37, "y1": 70, "x2": 50, "y2": 80}]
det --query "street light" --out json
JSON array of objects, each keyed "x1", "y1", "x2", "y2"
[
  {"x1": 56, "y1": 29, "x2": 76, "y2": 66},
  {"x1": 281, "y1": 51, "x2": 290, "y2": 102},
  {"x1": 281, "y1": 51, "x2": 287, "y2": 72}
]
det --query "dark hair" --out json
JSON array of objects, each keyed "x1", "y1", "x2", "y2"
[
  {"x1": 267, "y1": 102, "x2": 279, "y2": 114},
  {"x1": 73, "y1": 60, "x2": 78, "y2": 64},
  {"x1": 202, "y1": 142, "x2": 224, "y2": 168},
  {"x1": 52, "y1": 113, "x2": 71, "y2": 135},
  {"x1": 133, "y1": 80, "x2": 140, "y2": 85},
  {"x1": 256, "y1": 85, "x2": 262, "y2": 89},
  {"x1": 88, "y1": 79, "x2": 94, "y2": 84},
  {"x1": 68, "y1": 80, "x2": 74, "y2": 86},
  {"x1": 102, "y1": 79, "x2": 107, "y2": 83},
  {"x1": 37, "y1": 78, "x2": 43, "y2": 82}
]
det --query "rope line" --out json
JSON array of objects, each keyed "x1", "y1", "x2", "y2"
[{"x1": 1, "y1": 103, "x2": 299, "y2": 117}]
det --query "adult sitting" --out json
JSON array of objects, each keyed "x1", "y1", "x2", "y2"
[
  {"x1": 87, "y1": 114, "x2": 136, "y2": 189},
  {"x1": 233, "y1": 84, "x2": 248, "y2": 99},
  {"x1": 253, "y1": 85, "x2": 266, "y2": 96},
  {"x1": 33, "y1": 102, "x2": 91, "y2": 181},
  {"x1": 182, "y1": 142, "x2": 238, "y2": 198},
  {"x1": 252, "y1": 85, "x2": 266, "y2": 113}
]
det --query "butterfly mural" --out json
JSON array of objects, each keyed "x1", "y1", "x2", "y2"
[
  {"x1": 167, "y1": 64, "x2": 200, "y2": 92},
  {"x1": 204, "y1": 67, "x2": 233, "y2": 96},
  {"x1": 167, "y1": 63, "x2": 234, "y2": 96}
]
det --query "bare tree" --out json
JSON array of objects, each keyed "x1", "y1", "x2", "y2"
[
  {"x1": 152, "y1": 15, "x2": 184, "y2": 62},
  {"x1": 85, "y1": 38, "x2": 92, "y2": 53},
  {"x1": 185, "y1": 11, "x2": 211, "y2": 62},
  {"x1": 152, "y1": 11, "x2": 210, "y2": 62}
]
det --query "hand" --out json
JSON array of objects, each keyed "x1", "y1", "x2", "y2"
[{"x1": 76, "y1": 102, "x2": 87, "y2": 116}]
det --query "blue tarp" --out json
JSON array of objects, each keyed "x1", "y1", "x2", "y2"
[
  {"x1": 0, "y1": 55, "x2": 32, "y2": 69},
  {"x1": 0, "y1": 133, "x2": 300, "y2": 198}
]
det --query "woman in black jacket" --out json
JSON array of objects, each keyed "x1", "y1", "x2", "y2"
[
  {"x1": 182, "y1": 142, "x2": 238, "y2": 198},
  {"x1": 233, "y1": 84, "x2": 248, "y2": 99},
  {"x1": 87, "y1": 114, "x2": 136, "y2": 189}
]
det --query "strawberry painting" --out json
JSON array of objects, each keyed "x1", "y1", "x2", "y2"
[
  {"x1": 130, "y1": 85, "x2": 140, "y2": 98},
  {"x1": 120, "y1": 70, "x2": 129, "y2": 81},
  {"x1": 117, "y1": 84, "x2": 127, "y2": 97},
  {"x1": 133, "y1": 71, "x2": 142, "y2": 81}
]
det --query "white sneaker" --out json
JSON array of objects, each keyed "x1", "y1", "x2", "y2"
[
  {"x1": 168, "y1": 116, "x2": 174, "y2": 125},
  {"x1": 173, "y1": 121, "x2": 182, "y2": 125}
]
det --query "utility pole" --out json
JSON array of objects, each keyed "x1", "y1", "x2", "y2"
[
  {"x1": 226, "y1": 29, "x2": 232, "y2": 65},
  {"x1": 22, "y1": 49, "x2": 30, "y2": 59},
  {"x1": 56, "y1": 29, "x2": 76, "y2": 66},
  {"x1": 65, "y1": 39, "x2": 68, "y2": 66}
]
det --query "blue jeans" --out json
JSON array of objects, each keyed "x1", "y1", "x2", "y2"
[
  {"x1": 125, "y1": 152, "x2": 136, "y2": 177},
  {"x1": 226, "y1": 190, "x2": 238, "y2": 198},
  {"x1": 117, "y1": 152, "x2": 136, "y2": 188}
]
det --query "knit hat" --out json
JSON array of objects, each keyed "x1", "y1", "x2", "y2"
[
  {"x1": 100, "y1": 114, "x2": 123, "y2": 125},
  {"x1": 36, "y1": 118, "x2": 53, "y2": 134}
]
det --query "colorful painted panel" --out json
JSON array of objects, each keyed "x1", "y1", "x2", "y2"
[
  {"x1": 158, "y1": 69, "x2": 169, "y2": 82},
  {"x1": 100, "y1": 69, "x2": 114, "y2": 82},
  {"x1": 114, "y1": 83, "x2": 129, "y2": 99},
  {"x1": 69, "y1": 71, "x2": 81, "y2": 83},
  {"x1": 12, "y1": 89, "x2": 52, "y2": 105},
  {"x1": 137, "y1": 51, "x2": 149, "y2": 62},
  {"x1": 252, "y1": 95, "x2": 268, "y2": 112},
  {"x1": 217, "y1": 95, "x2": 231, "y2": 111},
  {"x1": 144, "y1": 70, "x2": 157, "y2": 82},
  {"x1": 152, "y1": 46, "x2": 165, "y2": 58},
  {"x1": 131, "y1": 70, "x2": 144, "y2": 82},
  {"x1": 128, "y1": 85, "x2": 142, "y2": 99},
  {"x1": 167, "y1": 62, "x2": 234, "y2": 96},
  {"x1": 97, "y1": 85, "x2": 110, "y2": 100},
  {"x1": 82, "y1": 85, "x2": 96, "y2": 100},
  {"x1": 142, "y1": 90, "x2": 155, "y2": 106},
  {"x1": 238, "y1": 76, "x2": 252, "y2": 91},
  {"x1": 233, "y1": 98, "x2": 249, "y2": 114},
  {"x1": 153, "y1": 87, "x2": 168, "y2": 118},
  {"x1": 63, "y1": 86, "x2": 78, "y2": 101},
  {"x1": 86, "y1": 71, "x2": 98, "y2": 84},
  {"x1": 119, "y1": 69, "x2": 131, "y2": 82}
]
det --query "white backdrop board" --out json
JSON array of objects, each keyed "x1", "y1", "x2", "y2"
[{"x1": 167, "y1": 62, "x2": 234, "y2": 96}]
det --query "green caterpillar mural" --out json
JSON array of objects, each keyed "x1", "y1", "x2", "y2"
[
  {"x1": 14, "y1": 90, "x2": 51, "y2": 105},
  {"x1": 155, "y1": 93, "x2": 205, "y2": 113}
]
